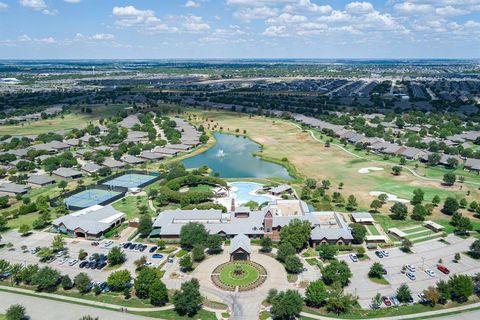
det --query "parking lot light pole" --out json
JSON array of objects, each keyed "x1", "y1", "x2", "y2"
[{"x1": 422, "y1": 257, "x2": 425, "y2": 270}]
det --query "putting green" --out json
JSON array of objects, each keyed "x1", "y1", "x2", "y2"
[{"x1": 218, "y1": 262, "x2": 260, "y2": 286}]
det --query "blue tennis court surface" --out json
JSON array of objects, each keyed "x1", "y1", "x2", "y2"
[
  {"x1": 102, "y1": 173, "x2": 157, "y2": 189},
  {"x1": 64, "y1": 189, "x2": 122, "y2": 209}
]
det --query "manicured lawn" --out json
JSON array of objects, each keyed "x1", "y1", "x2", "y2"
[
  {"x1": 175, "y1": 249, "x2": 188, "y2": 258},
  {"x1": 405, "y1": 229, "x2": 436, "y2": 240},
  {"x1": 366, "y1": 224, "x2": 380, "y2": 235},
  {"x1": 434, "y1": 218, "x2": 480, "y2": 238},
  {"x1": 219, "y1": 262, "x2": 260, "y2": 286},
  {"x1": 372, "y1": 214, "x2": 420, "y2": 231},
  {"x1": 131, "y1": 309, "x2": 217, "y2": 320},
  {"x1": 369, "y1": 276, "x2": 389, "y2": 285},
  {"x1": 7, "y1": 212, "x2": 40, "y2": 230},
  {"x1": 403, "y1": 226, "x2": 427, "y2": 234},
  {"x1": 305, "y1": 258, "x2": 320, "y2": 266},
  {"x1": 112, "y1": 195, "x2": 155, "y2": 219},
  {"x1": 412, "y1": 234, "x2": 444, "y2": 244},
  {"x1": 185, "y1": 184, "x2": 212, "y2": 192}
]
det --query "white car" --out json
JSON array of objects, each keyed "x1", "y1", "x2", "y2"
[
  {"x1": 104, "y1": 240, "x2": 113, "y2": 247},
  {"x1": 425, "y1": 269, "x2": 436, "y2": 277},
  {"x1": 58, "y1": 258, "x2": 67, "y2": 265},
  {"x1": 349, "y1": 253, "x2": 358, "y2": 262},
  {"x1": 406, "y1": 264, "x2": 416, "y2": 272},
  {"x1": 144, "y1": 261, "x2": 153, "y2": 267},
  {"x1": 30, "y1": 248, "x2": 38, "y2": 254},
  {"x1": 406, "y1": 272, "x2": 416, "y2": 280},
  {"x1": 381, "y1": 250, "x2": 390, "y2": 257},
  {"x1": 417, "y1": 292, "x2": 426, "y2": 302},
  {"x1": 68, "y1": 259, "x2": 78, "y2": 266},
  {"x1": 56, "y1": 251, "x2": 66, "y2": 257}
]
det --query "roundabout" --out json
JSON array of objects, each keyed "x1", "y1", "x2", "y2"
[{"x1": 211, "y1": 261, "x2": 267, "y2": 292}]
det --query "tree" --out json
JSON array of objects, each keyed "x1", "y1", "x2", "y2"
[
  {"x1": 371, "y1": 293, "x2": 382, "y2": 309},
  {"x1": 432, "y1": 195, "x2": 441, "y2": 206},
  {"x1": 346, "y1": 195, "x2": 358, "y2": 211},
  {"x1": 306, "y1": 178, "x2": 317, "y2": 189},
  {"x1": 74, "y1": 272, "x2": 92, "y2": 294},
  {"x1": 396, "y1": 284, "x2": 412, "y2": 303},
  {"x1": 378, "y1": 193, "x2": 388, "y2": 204},
  {"x1": 321, "y1": 180, "x2": 331, "y2": 189},
  {"x1": 191, "y1": 245, "x2": 205, "y2": 262},
  {"x1": 390, "y1": 202, "x2": 408, "y2": 220},
  {"x1": 411, "y1": 188, "x2": 424, "y2": 205},
  {"x1": 61, "y1": 275, "x2": 73, "y2": 290},
  {"x1": 305, "y1": 280, "x2": 328, "y2": 307},
  {"x1": 436, "y1": 280, "x2": 450, "y2": 304},
  {"x1": 459, "y1": 198, "x2": 468, "y2": 208},
  {"x1": 456, "y1": 216, "x2": 473, "y2": 235},
  {"x1": 173, "y1": 278, "x2": 202, "y2": 317},
  {"x1": 270, "y1": 290, "x2": 303, "y2": 320},
  {"x1": 179, "y1": 222, "x2": 209, "y2": 249},
  {"x1": 454, "y1": 253, "x2": 461, "y2": 262},
  {"x1": 443, "y1": 197, "x2": 459, "y2": 215},
  {"x1": 326, "y1": 283, "x2": 356, "y2": 315},
  {"x1": 32, "y1": 266, "x2": 60, "y2": 292},
  {"x1": 443, "y1": 173, "x2": 456, "y2": 186},
  {"x1": 5, "y1": 304, "x2": 28, "y2": 320},
  {"x1": 284, "y1": 255, "x2": 303, "y2": 274},
  {"x1": 448, "y1": 274, "x2": 473, "y2": 302},
  {"x1": 322, "y1": 260, "x2": 352, "y2": 287},
  {"x1": 206, "y1": 234, "x2": 222, "y2": 253},
  {"x1": 260, "y1": 237, "x2": 272, "y2": 253},
  {"x1": 149, "y1": 278, "x2": 169, "y2": 306},
  {"x1": 107, "y1": 270, "x2": 131, "y2": 292},
  {"x1": 179, "y1": 254, "x2": 193, "y2": 271},
  {"x1": 138, "y1": 214, "x2": 153, "y2": 238},
  {"x1": 107, "y1": 246, "x2": 126, "y2": 266},
  {"x1": 411, "y1": 204, "x2": 427, "y2": 221},
  {"x1": 401, "y1": 238, "x2": 413, "y2": 252},
  {"x1": 370, "y1": 199, "x2": 382, "y2": 212},
  {"x1": 51, "y1": 234, "x2": 65, "y2": 252},
  {"x1": 279, "y1": 219, "x2": 311, "y2": 252},
  {"x1": 368, "y1": 262, "x2": 385, "y2": 279},
  {"x1": 18, "y1": 224, "x2": 31, "y2": 236},
  {"x1": 58, "y1": 180, "x2": 68, "y2": 191},
  {"x1": 350, "y1": 223, "x2": 367, "y2": 244},
  {"x1": 134, "y1": 267, "x2": 158, "y2": 299},
  {"x1": 469, "y1": 239, "x2": 480, "y2": 259},
  {"x1": 318, "y1": 245, "x2": 338, "y2": 260},
  {"x1": 423, "y1": 286, "x2": 440, "y2": 306},
  {"x1": 78, "y1": 249, "x2": 88, "y2": 260},
  {"x1": 391, "y1": 166, "x2": 402, "y2": 175},
  {"x1": 277, "y1": 242, "x2": 295, "y2": 262}
]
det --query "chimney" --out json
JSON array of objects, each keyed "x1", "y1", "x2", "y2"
[{"x1": 230, "y1": 198, "x2": 235, "y2": 212}]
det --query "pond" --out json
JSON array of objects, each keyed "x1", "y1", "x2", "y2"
[
  {"x1": 182, "y1": 133, "x2": 292, "y2": 179},
  {"x1": 228, "y1": 181, "x2": 274, "y2": 205}
]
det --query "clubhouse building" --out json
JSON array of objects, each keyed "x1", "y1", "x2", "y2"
[{"x1": 151, "y1": 199, "x2": 353, "y2": 246}]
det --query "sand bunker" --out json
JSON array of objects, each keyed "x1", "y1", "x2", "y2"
[
  {"x1": 369, "y1": 191, "x2": 409, "y2": 203},
  {"x1": 358, "y1": 167, "x2": 384, "y2": 174}
]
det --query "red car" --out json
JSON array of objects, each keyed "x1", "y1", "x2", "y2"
[
  {"x1": 437, "y1": 264, "x2": 450, "y2": 274},
  {"x1": 382, "y1": 296, "x2": 392, "y2": 306}
]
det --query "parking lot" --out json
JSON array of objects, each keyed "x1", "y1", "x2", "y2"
[
  {"x1": 338, "y1": 235, "x2": 479, "y2": 308},
  {"x1": 0, "y1": 231, "x2": 166, "y2": 282}
]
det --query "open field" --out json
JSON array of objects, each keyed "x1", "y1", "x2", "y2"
[
  {"x1": 187, "y1": 110, "x2": 480, "y2": 215},
  {"x1": 111, "y1": 195, "x2": 155, "y2": 219}
]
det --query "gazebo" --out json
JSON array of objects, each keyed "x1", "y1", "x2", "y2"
[{"x1": 229, "y1": 234, "x2": 251, "y2": 261}]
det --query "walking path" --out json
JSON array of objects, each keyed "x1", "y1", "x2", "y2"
[{"x1": 288, "y1": 121, "x2": 480, "y2": 187}]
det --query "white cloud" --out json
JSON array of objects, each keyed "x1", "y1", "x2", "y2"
[
  {"x1": 345, "y1": 2, "x2": 374, "y2": 14},
  {"x1": 0, "y1": 2, "x2": 8, "y2": 10},
  {"x1": 64, "y1": 0, "x2": 81, "y2": 3},
  {"x1": 234, "y1": 6, "x2": 278, "y2": 21},
  {"x1": 184, "y1": 1, "x2": 200, "y2": 8},
  {"x1": 435, "y1": 6, "x2": 469, "y2": 16},
  {"x1": 284, "y1": 0, "x2": 332, "y2": 14},
  {"x1": 17, "y1": 34, "x2": 56, "y2": 44},
  {"x1": 112, "y1": 6, "x2": 155, "y2": 18},
  {"x1": 262, "y1": 25, "x2": 287, "y2": 36},
  {"x1": 394, "y1": 2, "x2": 433, "y2": 15},
  {"x1": 267, "y1": 13, "x2": 307, "y2": 25},
  {"x1": 181, "y1": 15, "x2": 210, "y2": 31},
  {"x1": 20, "y1": 0, "x2": 58, "y2": 15},
  {"x1": 76, "y1": 33, "x2": 115, "y2": 41}
]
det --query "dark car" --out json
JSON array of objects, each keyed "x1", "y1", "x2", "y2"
[
  {"x1": 139, "y1": 245, "x2": 147, "y2": 252},
  {"x1": 152, "y1": 253, "x2": 164, "y2": 259},
  {"x1": 96, "y1": 262, "x2": 107, "y2": 270},
  {"x1": 79, "y1": 261, "x2": 89, "y2": 268},
  {"x1": 382, "y1": 268, "x2": 388, "y2": 275},
  {"x1": 123, "y1": 242, "x2": 131, "y2": 249},
  {"x1": 88, "y1": 261, "x2": 96, "y2": 269},
  {"x1": 149, "y1": 246, "x2": 158, "y2": 253},
  {"x1": 407, "y1": 296, "x2": 414, "y2": 303},
  {"x1": 375, "y1": 250, "x2": 384, "y2": 258},
  {"x1": 0, "y1": 272, "x2": 12, "y2": 280}
]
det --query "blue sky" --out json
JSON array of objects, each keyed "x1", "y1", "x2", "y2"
[{"x1": 0, "y1": 0, "x2": 479, "y2": 59}]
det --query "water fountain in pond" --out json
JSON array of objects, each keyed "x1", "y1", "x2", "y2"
[{"x1": 216, "y1": 149, "x2": 226, "y2": 157}]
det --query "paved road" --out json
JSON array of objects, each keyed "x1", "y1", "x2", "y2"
[
  {"x1": 0, "y1": 291, "x2": 152, "y2": 320},
  {"x1": 433, "y1": 309, "x2": 480, "y2": 320}
]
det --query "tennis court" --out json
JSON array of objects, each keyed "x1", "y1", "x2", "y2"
[
  {"x1": 101, "y1": 173, "x2": 157, "y2": 189},
  {"x1": 64, "y1": 189, "x2": 122, "y2": 209}
]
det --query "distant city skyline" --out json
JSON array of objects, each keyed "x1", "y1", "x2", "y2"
[{"x1": 0, "y1": 0, "x2": 479, "y2": 59}]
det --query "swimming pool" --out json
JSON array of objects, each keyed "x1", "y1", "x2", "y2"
[{"x1": 229, "y1": 181, "x2": 274, "y2": 206}]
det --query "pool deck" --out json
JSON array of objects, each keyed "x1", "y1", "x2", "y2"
[{"x1": 213, "y1": 181, "x2": 281, "y2": 208}]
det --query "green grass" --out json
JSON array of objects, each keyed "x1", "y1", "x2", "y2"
[
  {"x1": 412, "y1": 234, "x2": 444, "y2": 244},
  {"x1": 130, "y1": 309, "x2": 217, "y2": 320},
  {"x1": 111, "y1": 195, "x2": 155, "y2": 219},
  {"x1": 259, "y1": 310, "x2": 270, "y2": 320},
  {"x1": 369, "y1": 276, "x2": 389, "y2": 285},
  {"x1": 403, "y1": 226, "x2": 428, "y2": 234},
  {"x1": 372, "y1": 214, "x2": 420, "y2": 232},
  {"x1": 184, "y1": 184, "x2": 212, "y2": 192},
  {"x1": 305, "y1": 258, "x2": 320, "y2": 266},
  {"x1": 219, "y1": 262, "x2": 259, "y2": 286},
  {"x1": 175, "y1": 249, "x2": 188, "y2": 258},
  {"x1": 366, "y1": 224, "x2": 380, "y2": 235},
  {"x1": 7, "y1": 212, "x2": 40, "y2": 230},
  {"x1": 405, "y1": 229, "x2": 435, "y2": 239}
]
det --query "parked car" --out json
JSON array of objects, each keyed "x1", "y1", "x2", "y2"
[
  {"x1": 91, "y1": 241, "x2": 99, "y2": 246},
  {"x1": 139, "y1": 245, "x2": 147, "y2": 252},
  {"x1": 437, "y1": 264, "x2": 450, "y2": 274},
  {"x1": 79, "y1": 261, "x2": 88, "y2": 268},
  {"x1": 123, "y1": 242, "x2": 131, "y2": 249},
  {"x1": 407, "y1": 295, "x2": 414, "y2": 303},
  {"x1": 375, "y1": 250, "x2": 384, "y2": 258},
  {"x1": 417, "y1": 292, "x2": 426, "y2": 302},
  {"x1": 167, "y1": 256, "x2": 174, "y2": 263},
  {"x1": 58, "y1": 258, "x2": 67, "y2": 265},
  {"x1": 30, "y1": 248, "x2": 38, "y2": 254},
  {"x1": 406, "y1": 264, "x2": 416, "y2": 273},
  {"x1": 406, "y1": 272, "x2": 416, "y2": 280},
  {"x1": 149, "y1": 246, "x2": 158, "y2": 253},
  {"x1": 349, "y1": 253, "x2": 358, "y2": 262},
  {"x1": 104, "y1": 240, "x2": 113, "y2": 247},
  {"x1": 152, "y1": 254, "x2": 164, "y2": 259},
  {"x1": 425, "y1": 269, "x2": 436, "y2": 277},
  {"x1": 96, "y1": 262, "x2": 107, "y2": 270},
  {"x1": 381, "y1": 250, "x2": 390, "y2": 257},
  {"x1": 144, "y1": 261, "x2": 153, "y2": 267},
  {"x1": 390, "y1": 296, "x2": 400, "y2": 306},
  {"x1": 68, "y1": 259, "x2": 79, "y2": 266},
  {"x1": 382, "y1": 296, "x2": 392, "y2": 306},
  {"x1": 0, "y1": 273, "x2": 11, "y2": 280}
]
